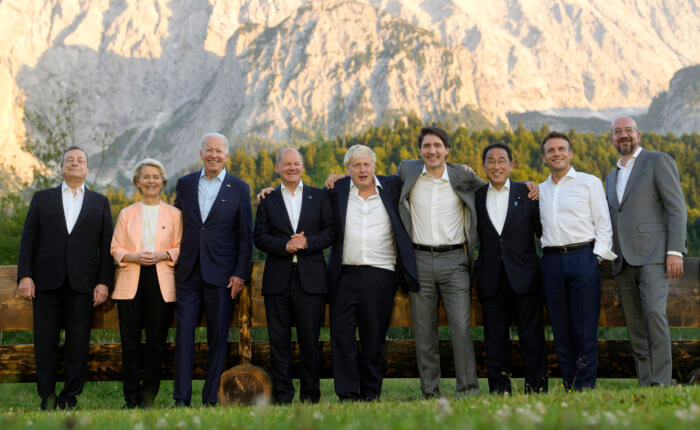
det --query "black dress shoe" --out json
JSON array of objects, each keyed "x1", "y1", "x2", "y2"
[
  {"x1": 40, "y1": 395, "x2": 57, "y2": 411},
  {"x1": 337, "y1": 392, "x2": 359, "y2": 402},
  {"x1": 173, "y1": 399, "x2": 190, "y2": 408},
  {"x1": 58, "y1": 396, "x2": 77, "y2": 410}
]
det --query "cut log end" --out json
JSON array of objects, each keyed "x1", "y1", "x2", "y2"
[{"x1": 217, "y1": 364, "x2": 272, "y2": 406}]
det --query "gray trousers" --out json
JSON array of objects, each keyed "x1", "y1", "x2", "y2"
[
  {"x1": 409, "y1": 249, "x2": 479, "y2": 397},
  {"x1": 616, "y1": 262, "x2": 672, "y2": 386}
]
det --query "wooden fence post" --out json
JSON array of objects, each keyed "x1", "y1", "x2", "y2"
[{"x1": 238, "y1": 280, "x2": 253, "y2": 364}]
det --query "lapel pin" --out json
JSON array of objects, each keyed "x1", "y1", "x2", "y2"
[
  {"x1": 308, "y1": 196, "x2": 312, "y2": 199},
  {"x1": 226, "y1": 184, "x2": 231, "y2": 188}
]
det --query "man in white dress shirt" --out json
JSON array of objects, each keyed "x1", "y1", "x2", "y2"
[
  {"x1": 604, "y1": 117, "x2": 687, "y2": 386},
  {"x1": 396, "y1": 127, "x2": 487, "y2": 398},
  {"x1": 326, "y1": 145, "x2": 419, "y2": 401},
  {"x1": 17, "y1": 146, "x2": 113, "y2": 410},
  {"x1": 538, "y1": 131, "x2": 616, "y2": 390}
]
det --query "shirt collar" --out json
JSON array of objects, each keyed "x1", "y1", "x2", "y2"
[
  {"x1": 200, "y1": 167, "x2": 227, "y2": 182},
  {"x1": 61, "y1": 182, "x2": 85, "y2": 195},
  {"x1": 545, "y1": 166, "x2": 577, "y2": 184},
  {"x1": 488, "y1": 178, "x2": 510, "y2": 192},
  {"x1": 420, "y1": 165, "x2": 450, "y2": 181},
  {"x1": 281, "y1": 180, "x2": 304, "y2": 194},
  {"x1": 616, "y1": 146, "x2": 643, "y2": 169},
  {"x1": 350, "y1": 175, "x2": 382, "y2": 193}
]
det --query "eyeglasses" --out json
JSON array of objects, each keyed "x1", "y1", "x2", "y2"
[{"x1": 611, "y1": 127, "x2": 637, "y2": 136}]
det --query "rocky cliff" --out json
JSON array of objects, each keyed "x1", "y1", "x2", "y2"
[{"x1": 1, "y1": 0, "x2": 698, "y2": 186}]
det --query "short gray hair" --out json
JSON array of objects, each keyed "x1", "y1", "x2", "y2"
[
  {"x1": 132, "y1": 158, "x2": 168, "y2": 190},
  {"x1": 276, "y1": 147, "x2": 304, "y2": 164},
  {"x1": 199, "y1": 132, "x2": 229, "y2": 152},
  {"x1": 343, "y1": 144, "x2": 376, "y2": 167}
]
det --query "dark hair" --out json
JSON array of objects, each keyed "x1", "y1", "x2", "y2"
[
  {"x1": 60, "y1": 146, "x2": 89, "y2": 167},
  {"x1": 482, "y1": 142, "x2": 513, "y2": 163},
  {"x1": 417, "y1": 126, "x2": 450, "y2": 149},
  {"x1": 540, "y1": 131, "x2": 572, "y2": 153}
]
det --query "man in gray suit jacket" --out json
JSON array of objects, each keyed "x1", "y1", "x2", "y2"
[
  {"x1": 396, "y1": 126, "x2": 486, "y2": 398},
  {"x1": 605, "y1": 116, "x2": 687, "y2": 386}
]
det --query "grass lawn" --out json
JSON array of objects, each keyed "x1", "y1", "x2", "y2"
[{"x1": 0, "y1": 379, "x2": 698, "y2": 429}]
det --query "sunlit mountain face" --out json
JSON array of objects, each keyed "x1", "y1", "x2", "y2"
[{"x1": 1, "y1": 0, "x2": 697, "y2": 187}]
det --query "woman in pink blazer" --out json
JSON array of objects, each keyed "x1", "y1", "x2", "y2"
[{"x1": 111, "y1": 158, "x2": 182, "y2": 409}]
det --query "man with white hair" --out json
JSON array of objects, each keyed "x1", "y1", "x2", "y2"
[
  {"x1": 326, "y1": 144, "x2": 419, "y2": 401},
  {"x1": 172, "y1": 132, "x2": 253, "y2": 407}
]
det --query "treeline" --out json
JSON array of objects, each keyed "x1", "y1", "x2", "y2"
[{"x1": 1, "y1": 115, "x2": 699, "y2": 264}]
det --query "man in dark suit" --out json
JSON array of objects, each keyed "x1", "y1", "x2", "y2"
[
  {"x1": 17, "y1": 146, "x2": 113, "y2": 410},
  {"x1": 474, "y1": 142, "x2": 547, "y2": 394},
  {"x1": 173, "y1": 132, "x2": 253, "y2": 407},
  {"x1": 605, "y1": 117, "x2": 687, "y2": 386},
  {"x1": 253, "y1": 148, "x2": 335, "y2": 404},
  {"x1": 327, "y1": 144, "x2": 419, "y2": 401}
]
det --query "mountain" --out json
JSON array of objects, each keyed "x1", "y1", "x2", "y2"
[
  {"x1": 0, "y1": 0, "x2": 698, "y2": 187},
  {"x1": 640, "y1": 65, "x2": 700, "y2": 134}
]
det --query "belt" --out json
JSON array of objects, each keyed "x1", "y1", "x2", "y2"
[
  {"x1": 413, "y1": 243, "x2": 464, "y2": 254},
  {"x1": 542, "y1": 241, "x2": 594, "y2": 254}
]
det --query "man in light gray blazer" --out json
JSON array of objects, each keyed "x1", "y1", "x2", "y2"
[
  {"x1": 396, "y1": 126, "x2": 486, "y2": 398},
  {"x1": 605, "y1": 116, "x2": 687, "y2": 386}
]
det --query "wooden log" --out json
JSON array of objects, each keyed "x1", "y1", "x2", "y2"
[
  {"x1": 249, "y1": 339, "x2": 700, "y2": 380},
  {"x1": 0, "y1": 342, "x2": 241, "y2": 383},
  {"x1": 2, "y1": 340, "x2": 698, "y2": 382}
]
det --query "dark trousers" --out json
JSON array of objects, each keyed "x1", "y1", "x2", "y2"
[
  {"x1": 264, "y1": 269, "x2": 323, "y2": 404},
  {"x1": 117, "y1": 266, "x2": 174, "y2": 408},
  {"x1": 330, "y1": 265, "x2": 396, "y2": 401},
  {"x1": 33, "y1": 277, "x2": 93, "y2": 407},
  {"x1": 173, "y1": 259, "x2": 233, "y2": 405},
  {"x1": 481, "y1": 263, "x2": 547, "y2": 394},
  {"x1": 541, "y1": 247, "x2": 601, "y2": 390}
]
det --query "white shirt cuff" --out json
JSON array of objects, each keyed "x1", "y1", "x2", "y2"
[
  {"x1": 593, "y1": 244, "x2": 617, "y2": 261},
  {"x1": 666, "y1": 251, "x2": 683, "y2": 257}
]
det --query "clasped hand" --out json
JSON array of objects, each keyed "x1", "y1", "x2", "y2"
[
  {"x1": 286, "y1": 232, "x2": 307, "y2": 253},
  {"x1": 125, "y1": 251, "x2": 168, "y2": 266}
]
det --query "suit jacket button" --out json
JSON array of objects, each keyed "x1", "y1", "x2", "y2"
[{"x1": 201, "y1": 227, "x2": 205, "y2": 231}]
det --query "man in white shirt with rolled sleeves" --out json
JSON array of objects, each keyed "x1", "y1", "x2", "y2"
[
  {"x1": 538, "y1": 131, "x2": 616, "y2": 391},
  {"x1": 326, "y1": 144, "x2": 419, "y2": 401}
]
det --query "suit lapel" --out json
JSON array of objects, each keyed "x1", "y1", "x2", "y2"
[
  {"x1": 70, "y1": 188, "x2": 92, "y2": 235},
  {"x1": 620, "y1": 150, "x2": 649, "y2": 206},
  {"x1": 500, "y1": 184, "x2": 517, "y2": 235},
  {"x1": 607, "y1": 168, "x2": 619, "y2": 210},
  {"x1": 271, "y1": 188, "x2": 294, "y2": 234},
  {"x1": 337, "y1": 178, "x2": 350, "y2": 233},
  {"x1": 377, "y1": 180, "x2": 395, "y2": 219},
  {"x1": 400, "y1": 161, "x2": 422, "y2": 204},
  {"x1": 297, "y1": 186, "x2": 314, "y2": 233},
  {"x1": 477, "y1": 187, "x2": 498, "y2": 235},
  {"x1": 51, "y1": 186, "x2": 69, "y2": 235},
  {"x1": 191, "y1": 173, "x2": 204, "y2": 223},
  {"x1": 154, "y1": 201, "x2": 165, "y2": 250}
]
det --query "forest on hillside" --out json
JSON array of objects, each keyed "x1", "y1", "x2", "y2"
[{"x1": 1, "y1": 115, "x2": 699, "y2": 263}]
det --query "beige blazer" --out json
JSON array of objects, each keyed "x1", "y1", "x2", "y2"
[{"x1": 110, "y1": 201, "x2": 182, "y2": 302}]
